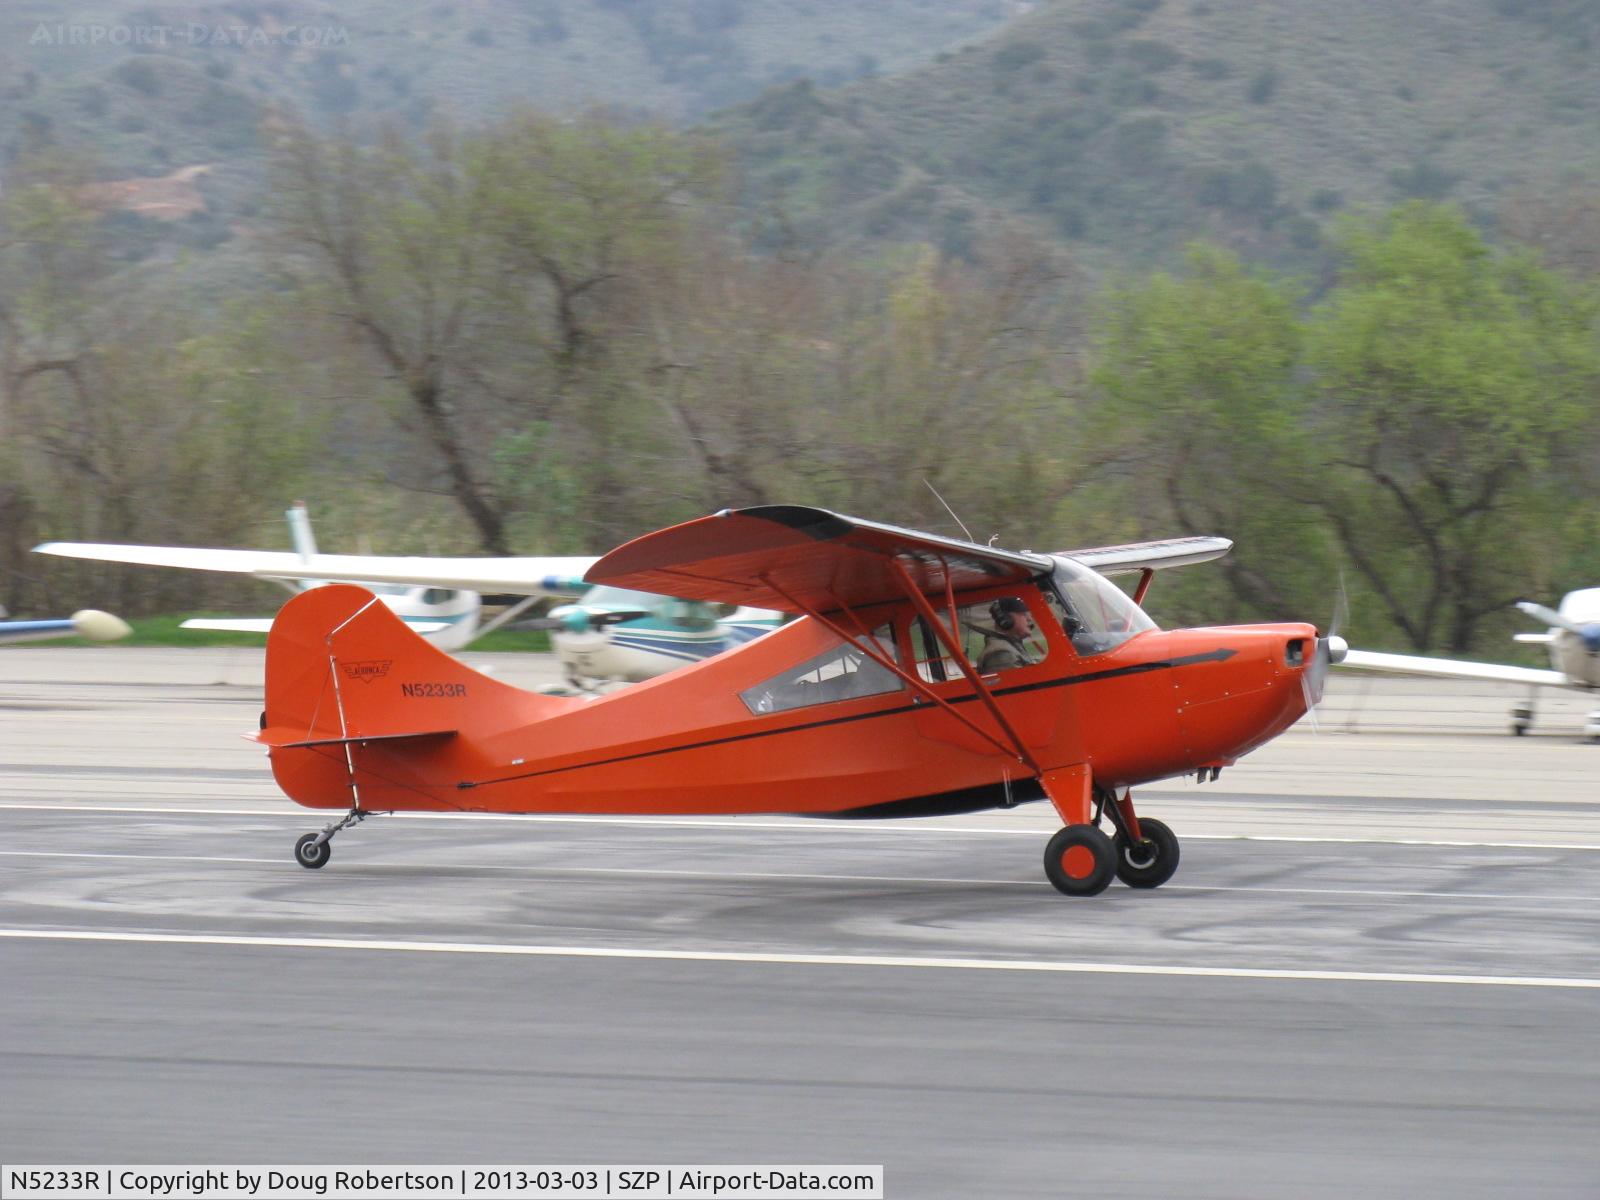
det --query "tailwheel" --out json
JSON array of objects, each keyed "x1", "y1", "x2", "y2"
[
  {"x1": 291, "y1": 807, "x2": 373, "y2": 869},
  {"x1": 1043, "y1": 824, "x2": 1115, "y2": 897},
  {"x1": 1113, "y1": 816, "x2": 1179, "y2": 889},
  {"x1": 294, "y1": 832, "x2": 331, "y2": 870}
]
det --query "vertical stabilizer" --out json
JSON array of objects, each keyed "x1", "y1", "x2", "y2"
[{"x1": 253, "y1": 583, "x2": 575, "y2": 809}]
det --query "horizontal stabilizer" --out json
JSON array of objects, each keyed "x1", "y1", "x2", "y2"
[{"x1": 1516, "y1": 600, "x2": 1582, "y2": 635}]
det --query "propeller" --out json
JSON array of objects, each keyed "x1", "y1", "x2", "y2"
[{"x1": 1301, "y1": 578, "x2": 1349, "y2": 729}]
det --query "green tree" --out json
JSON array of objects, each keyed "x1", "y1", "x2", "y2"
[
  {"x1": 1306, "y1": 203, "x2": 1600, "y2": 651},
  {"x1": 1089, "y1": 243, "x2": 1325, "y2": 625},
  {"x1": 267, "y1": 111, "x2": 718, "y2": 553}
]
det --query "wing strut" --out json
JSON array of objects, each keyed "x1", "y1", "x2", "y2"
[
  {"x1": 756, "y1": 571, "x2": 1032, "y2": 768},
  {"x1": 891, "y1": 559, "x2": 1043, "y2": 776}
]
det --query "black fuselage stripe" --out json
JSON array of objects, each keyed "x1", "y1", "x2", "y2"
[{"x1": 456, "y1": 648, "x2": 1237, "y2": 790}]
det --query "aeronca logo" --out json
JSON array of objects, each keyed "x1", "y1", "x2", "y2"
[{"x1": 342, "y1": 659, "x2": 393, "y2": 684}]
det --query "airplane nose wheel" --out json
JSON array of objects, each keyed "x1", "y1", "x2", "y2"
[
  {"x1": 1112, "y1": 816, "x2": 1180, "y2": 889},
  {"x1": 1043, "y1": 825, "x2": 1116, "y2": 896}
]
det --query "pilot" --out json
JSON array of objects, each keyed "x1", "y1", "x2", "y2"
[{"x1": 976, "y1": 597, "x2": 1039, "y2": 674}]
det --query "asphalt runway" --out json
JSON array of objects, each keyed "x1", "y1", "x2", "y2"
[{"x1": 2, "y1": 648, "x2": 1598, "y2": 1198}]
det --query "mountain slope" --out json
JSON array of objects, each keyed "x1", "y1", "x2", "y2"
[{"x1": 714, "y1": 0, "x2": 1600, "y2": 264}]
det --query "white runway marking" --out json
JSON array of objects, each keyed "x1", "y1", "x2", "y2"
[
  {"x1": 2, "y1": 927, "x2": 1597, "y2": 990},
  {"x1": 0, "y1": 849, "x2": 1594, "y2": 905},
  {"x1": 1, "y1": 802, "x2": 1597, "y2": 850}
]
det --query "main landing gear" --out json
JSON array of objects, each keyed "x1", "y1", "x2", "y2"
[
  {"x1": 293, "y1": 807, "x2": 374, "y2": 870},
  {"x1": 1043, "y1": 789, "x2": 1180, "y2": 897}
]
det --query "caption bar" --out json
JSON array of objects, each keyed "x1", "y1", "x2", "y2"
[{"x1": 2, "y1": 1166, "x2": 883, "y2": 1200}]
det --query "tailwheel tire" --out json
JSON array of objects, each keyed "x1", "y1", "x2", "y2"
[
  {"x1": 1113, "y1": 816, "x2": 1179, "y2": 889},
  {"x1": 294, "y1": 833, "x2": 331, "y2": 870},
  {"x1": 1043, "y1": 825, "x2": 1115, "y2": 897}
]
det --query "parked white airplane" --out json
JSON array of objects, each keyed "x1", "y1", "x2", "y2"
[
  {"x1": 1341, "y1": 589, "x2": 1600, "y2": 738},
  {"x1": 34, "y1": 504, "x2": 783, "y2": 688},
  {"x1": 0, "y1": 605, "x2": 130, "y2": 645}
]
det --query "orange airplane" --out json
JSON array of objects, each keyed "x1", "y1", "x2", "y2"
[{"x1": 256, "y1": 506, "x2": 1345, "y2": 896}]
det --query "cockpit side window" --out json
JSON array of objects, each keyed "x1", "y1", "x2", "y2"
[
  {"x1": 740, "y1": 625, "x2": 901, "y2": 714},
  {"x1": 909, "y1": 589, "x2": 1053, "y2": 680}
]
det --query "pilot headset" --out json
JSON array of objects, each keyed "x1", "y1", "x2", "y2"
[{"x1": 990, "y1": 596, "x2": 1028, "y2": 633}]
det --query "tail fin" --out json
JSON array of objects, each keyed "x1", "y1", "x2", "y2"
[{"x1": 253, "y1": 583, "x2": 569, "y2": 810}]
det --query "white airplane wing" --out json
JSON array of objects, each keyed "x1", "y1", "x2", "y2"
[
  {"x1": 35, "y1": 542, "x2": 597, "y2": 597},
  {"x1": 0, "y1": 610, "x2": 130, "y2": 646},
  {"x1": 1340, "y1": 648, "x2": 1570, "y2": 689},
  {"x1": 1053, "y1": 536, "x2": 1233, "y2": 574}
]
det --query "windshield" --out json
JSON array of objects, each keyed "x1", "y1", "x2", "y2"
[{"x1": 1049, "y1": 558, "x2": 1156, "y2": 655}]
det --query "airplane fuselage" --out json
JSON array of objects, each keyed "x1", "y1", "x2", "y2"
[{"x1": 262, "y1": 584, "x2": 1317, "y2": 818}]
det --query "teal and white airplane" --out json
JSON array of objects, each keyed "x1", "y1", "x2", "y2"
[{"x1": 34, "y1": 504, "x2": 783, "y2": 688}]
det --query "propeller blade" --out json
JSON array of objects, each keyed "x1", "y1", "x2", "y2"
[
  {"x1": 1300, "y1": 672, "x2": 1321, "y2": 735},
  {"x1": 1303, "y1": 634, "x2": 1347, "y2": 714}
]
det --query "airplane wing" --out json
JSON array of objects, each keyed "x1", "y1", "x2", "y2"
[
  {"x1": 34, "y1": 542, "x2": 596, "y2": 597},
  {"x1": 586, "y1": 505, "x2": 1054, "y2": 615},
  {"x1": 181, "y1": 617, "x2": 449, "y2": 636},
  {"x1": 0, "y1": 610, "x2": 130, "y2": 645},
  {"x1": 1340, "y1": 648, "x2": 1571, "y2": 689},
  {"x1": 1053, "y1": 535, "x2": 1232, "y2": 574}
]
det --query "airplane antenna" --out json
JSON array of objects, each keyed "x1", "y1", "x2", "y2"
[{"x1": 923, "y1": 479, "x2": 975, "y2": 544}]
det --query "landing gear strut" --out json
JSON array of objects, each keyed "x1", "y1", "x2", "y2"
[
  {"x1": 1511, "y1": 695, "x2": 1535, "y2": 737},
  {"x1": 293, "y1": 807, "x2": 373, "y2": 870}
]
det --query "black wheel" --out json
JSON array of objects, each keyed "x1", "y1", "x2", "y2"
[
  {"x1": 294, "y1": 833, "x2": 331, "y2": 870},
  {"x1": 1113, "y1": 816, "x2": 1180, "y2": 889},
  {"x1": 1043, "y1": 825, "x2": 1115, "y2": 897}
]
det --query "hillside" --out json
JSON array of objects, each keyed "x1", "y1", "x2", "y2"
[
  {"x1": 713, "y1": 0, "x2": 1600, "y2": 265},
  {"x1": 1, "y1": 0, "x2": 1029, "y2": 166},
  {"x1": 0, "y1": 1, "x2": 1035, "y2": 268}
]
